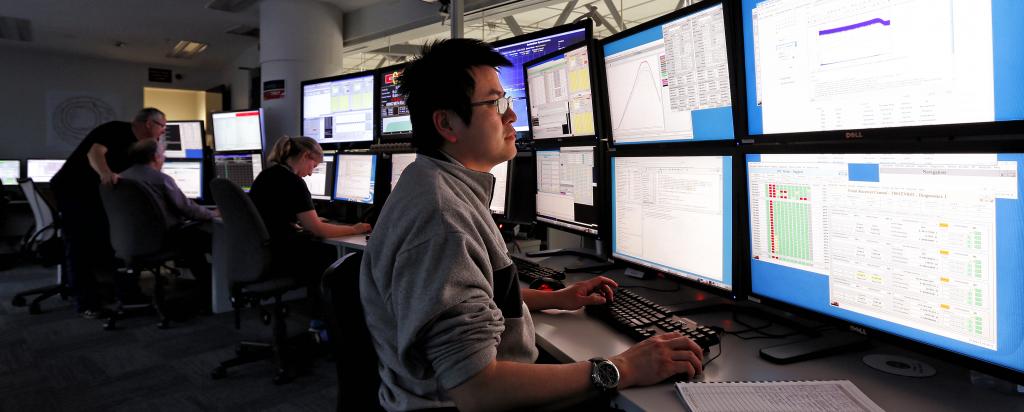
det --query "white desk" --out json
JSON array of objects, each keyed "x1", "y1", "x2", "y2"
[
  {"x1": 527, "y1": 255, "x2": 1024, "y2": 412},
  {"x1": 322, "y1": 234, "x2": 368, "y2": 257}
]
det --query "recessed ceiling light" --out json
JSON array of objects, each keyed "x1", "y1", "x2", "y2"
[{"x1": 168, "y1": 40, "x2": 208, "y2": 59}]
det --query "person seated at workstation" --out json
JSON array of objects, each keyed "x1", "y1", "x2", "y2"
[
  {"x1": 119, "y1": 139, "x2": 218, "y2": 308},
  {"x1": 248, "y1": 136, "x2": 371, "y2": 336},
  {"x1": 360, "y1": 38, "x2": 705, "y2": 412}
]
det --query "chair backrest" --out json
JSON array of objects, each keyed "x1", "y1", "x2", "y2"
[
  {"x1": 320, "y1": 251, "x2": 384, "y2": 412},
  {"x1": 210, "y1": 178, "x2": 272, "y2": 284},
  {"x1": 98, "y1": 178, "x2": 169, "y2": 264},
  {"x1": 18, "y1": 178, "x2": 57, "y2": 243}
]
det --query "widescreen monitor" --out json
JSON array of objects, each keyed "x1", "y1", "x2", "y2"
[
  {"x1": 746, "y1": 152, "x2": 1024, "y2": 382},
  {"x1": 334, "y1": 154, "x2": 376, "y2": 204},
  {"x1": 490, "y1": 160, "x2": 510, "y2": 215},
  {"x1": 302, "y1": 72, "x2": 375, "y2": 145},
  {"x1": 524, "y1": 42, "x2": 597, "y2": 141},
  {"x1": 379, "y1": 65, "x2": 412, "y2": 139},
  {"x1": 742, "y1": 0, "x2": 1024, "y2": 139},
  {"x1": 26, "y1": 159, "x2": 65, "y2": 183},
  {"x1": 162, "y1": 160, "x2": 203, "y2": 200},
  {"x1": 213, "y1": 153, "x2": 262, "y2": 192},
  {"x1": 535, "y1": 145, "x2": 599, "y2": 235},
  {"x1": 389, "y1": 153, "x2": 417, "y2": 191},
  {"x1": 303, "y1": 150, "x2": 337, "y2": 200},
  {"x1": 0, "y1": 160, "x2": 21, "y2": 185},
  {"x1": 611, "y1": 154, "x2": 733, "y2": 291},
  {"x1": 212, "y1": 110, "x2": 263, "y2": 152},
  {"x1": 162, "y1": 120, "x2": 205, "y2": 159},
  {"x1": 603, "y1": 1, "x2": 737, "y2": 144},
  {"x1": 492, "y1": 22, "x2": 589, "y2": 134}
]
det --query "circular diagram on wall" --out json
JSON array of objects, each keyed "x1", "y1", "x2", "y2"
[{"x1": 51, "y1": 96, "x2": 117, "y2": 147}]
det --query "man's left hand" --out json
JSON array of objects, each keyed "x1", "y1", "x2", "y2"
[{"x1": 552, "y1": 276, "x2": 618, "y2": 311}]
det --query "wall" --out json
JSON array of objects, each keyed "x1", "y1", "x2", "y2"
[
  {"x1": 143, "y1": 88, "x2": 206, "y2": 122},
  {"x1": 0, "y1": 45, "x2": 223, "y2": 160}
]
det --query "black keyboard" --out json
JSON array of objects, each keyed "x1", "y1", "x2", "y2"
[
  {"x1": 511, "y1": 255, "x2": 565, "y2": 282},
  {"x1": 586, "y1": 288, "x2": 720, "y2": 351}
]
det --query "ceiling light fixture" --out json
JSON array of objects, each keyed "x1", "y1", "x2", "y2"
[{"x1": 168, "y1": 40, "x2": 209, "y2": 59}]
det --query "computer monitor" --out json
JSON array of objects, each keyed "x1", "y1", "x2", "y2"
[
  {"x1": 162, "y1": 160, "x2": 204, "y2": 200},
  {"x1": 302, "y1": 71, "x2": 375, "y2": 145},
  {"x1": 162, "y1": 120, "x2": 205, "y2": 159},
  {"x1": 389, "y1": 153, "x2": 417, "y2": 191},
  {"x1": 535, "y1": 145, "x2": 599, "y2": 235},
  {"x1": 492, "y1": 21, "x2": 590, "y2": 134},
  {"x1": 490, "y1": 160, "x2": 510, "y2": 215},
  {"x1": 0, "y1": 160, "x2": 20, "y2": 185},
  {"x1": 26, "y1": 159, "x2": 65, "y2": 183},
  {"x1": 334, "y1": 153, "x2": 377, "y2": 204},
  {"x1": 524, "y1": 42, "x2": 597, "y2": 141},
  {"x1": 746, "y1": 152, "x2": 1024, "y2": 382},
  {"x1": 379, "y1": 64, "x2": 412, "y2": 139},
  {"x1": 611, "y1": 154, "x2": 733, "y2": 291},
  {"x1": 602, "y1": 0, "x2": 738, "y2": 144},
  {"x1": 741, "y1": 0, "x2": 1024, "y2": 140},
  {"x1": 212, "y1": 109, "x2": 264, "y2": 152},
  {"x1": 213, "y1": 152, "x2": 262, "y2": 192},
  {"x1": 303, "y1": 150, "x2": 337, "y2": 200}
]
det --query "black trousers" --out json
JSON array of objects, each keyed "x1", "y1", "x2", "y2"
[
  {"x1": 271, "y1": 236, "x2": 337, "y2": 318},
  {"x1": 53, "y1": 185, "x2": 116, "y2": 312}
]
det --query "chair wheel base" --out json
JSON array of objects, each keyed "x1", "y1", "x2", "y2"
[{"x1": 12, "y1": 296, "x2": 26, "y2": 307}]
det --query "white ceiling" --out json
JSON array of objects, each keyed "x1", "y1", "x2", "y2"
[
  {"x1": 0, "y1": 0, "x2": 266, "y2": 69},
  {"x1": 0, "y1": 0, "x2": 695, "y2": 74}
]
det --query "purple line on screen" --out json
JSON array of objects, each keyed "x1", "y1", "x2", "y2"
[{"x1": 819, "y1": 18, "x2": 891, "y2": 35}]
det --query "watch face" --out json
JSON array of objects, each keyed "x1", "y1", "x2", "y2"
[{"x1": 596, "y1": 362, "x2": 619, "y2": 387}]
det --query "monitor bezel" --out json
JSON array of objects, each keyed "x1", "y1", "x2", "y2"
[
  {"x1": 308, "y1": 149, "x2": 338, "y2": 201},
  {"x1": 212, "y1": 151, "x2": 263, "y2": 192},
  {"x1": 738, "y1": 0, "x2": 1024, "y2": 144},
  {"x1": 210, "y1": 109, "x2": 265, "y2": 153},
  {"x1": 597, "y1": 0, "x2": 746, "y2": 147},
  {"x1": 522, "y1": 40, "x2": 602, "y2": 145},
  {"x1": 332, "y1": 152, "x2": 378, "y2": 205},
  {"x1": 532, "y1": 141, "x2": 603, "y2": 238},
  {"x1": 491, "y1": 19, "x2": 593, "y2": 140},
  {"x1": 163, "y1": 120, "x2": 207, "y2": 160},
  {"x1": 0, "y1": 159, "x2": 23, "y2": 186},
  {"x1": 376, "y1": 62, "x2": 413, "y2": 142},
  {"x1": 742, "y1": 140, "x2": 1024, "y2": 385},
  {"x1": 300, "y1": 69, "x2": 379, "y2": 150},
  {"x1": 24, "y1": 158, "x2": 66, "y2": 184},
  {"x1": 162, "y1": 158, "x2": 205, "y2": 201},
  {"x1": 609, "y1": 144, "x2": 743, "y2": 298}
]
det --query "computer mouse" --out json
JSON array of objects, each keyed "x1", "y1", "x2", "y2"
[{"x1": 529, "y1": 277, "x2": 565, "y2": 291}]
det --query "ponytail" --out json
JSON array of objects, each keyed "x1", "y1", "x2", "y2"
[{"x1": 267, "y1": 135, "x2": 322, "y2": 164}]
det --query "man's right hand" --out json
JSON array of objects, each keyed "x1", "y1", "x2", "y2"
[
  {"x1": 100, "y1": 172, "x2": 119, "y2": 185},
  {"x1": 609, "y1": 333, "x2": 704, "y2": 389}
]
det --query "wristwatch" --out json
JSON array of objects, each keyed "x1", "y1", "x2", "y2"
[{"x1": 589, "y1": 357, "x2": 620, "y2": 392}]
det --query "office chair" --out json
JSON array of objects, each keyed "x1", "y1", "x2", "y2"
[
  {"x1": 320, "y1": 251, "x2": 384, "y2": 412},
  {"x1": 208, "y1": 178, "x2": 305, "y2": 385},
  {"x1": 99, "y1": 178, "x2": 184, "y2": 330},
  {"x1": 11, "y1": 178, "x2": 69, "y2": 314}
]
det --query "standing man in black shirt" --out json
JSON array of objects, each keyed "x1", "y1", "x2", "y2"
[{"x1": 51, "y1": 108, "x2": 168, "y2": 318}]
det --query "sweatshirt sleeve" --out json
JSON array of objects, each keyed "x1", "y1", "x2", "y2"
[
  {"x1": 389, "y1": 231, "x2": 505, "y2": 391},
  {"x1": 160, "y1": 173, "x2": 215, "y2": 221}
]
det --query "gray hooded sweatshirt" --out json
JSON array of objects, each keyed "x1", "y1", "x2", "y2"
[{"x1": 360, "y1": 152, "x2": 538, "y2": 411}]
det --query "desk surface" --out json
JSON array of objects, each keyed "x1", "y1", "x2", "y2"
[
  {"x1": 526, "y1": 255, "x2": 1024, "y2": 412},
  {"x1": 322, "y1": 234, "x2": 369, "y2": 250}
]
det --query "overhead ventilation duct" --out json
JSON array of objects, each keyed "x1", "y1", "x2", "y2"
[
  {"x1": 0, "y1": 16, "x2": 33, "y2": 42},
  {"x1": 205, "y1": 0, "x2": 260, "y2": 12}
]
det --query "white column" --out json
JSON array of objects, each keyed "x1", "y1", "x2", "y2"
[{"x1": 259, "y1": 0, "x2": 344, "y2": 153}]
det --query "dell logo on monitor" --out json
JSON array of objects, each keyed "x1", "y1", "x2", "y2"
[{"x1": 844, "y1": 131, "x2": 864, "y2": 139}]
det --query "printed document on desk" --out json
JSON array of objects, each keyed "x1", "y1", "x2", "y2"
[{"x1": 675, "y1": 380, "x2": 884, "y2": 412}]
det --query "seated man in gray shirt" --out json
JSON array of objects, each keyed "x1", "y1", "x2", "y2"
[
  {"x1": 361, "y1": 39, "x2": 705, "y2": 412},
  {"x1": 120, "y1": 139, "x2": 217, "y2": 307}
]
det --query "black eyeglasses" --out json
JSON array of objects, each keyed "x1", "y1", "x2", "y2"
[{"x1": 470, "y1": 95, "x2": 513, "y2": 116}]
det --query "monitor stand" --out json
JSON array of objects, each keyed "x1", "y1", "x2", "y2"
[
  {"x1": 759, "y1": 329, "x2": 870, "y2": 364},
  {"x1": 671, "y1": 302, "x2": 821, "y2": 338},
  {"x1": 525, "y1": 248, "x2": 619, "y2": 273}
]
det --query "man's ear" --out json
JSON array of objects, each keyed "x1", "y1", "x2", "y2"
[{"x1": 432, "y1": 110, "x2": 459, "y2": 144}]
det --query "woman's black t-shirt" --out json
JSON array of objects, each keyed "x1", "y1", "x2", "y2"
[{"x1": 248, "y1": 163, "x2": 315, "y2": 246}]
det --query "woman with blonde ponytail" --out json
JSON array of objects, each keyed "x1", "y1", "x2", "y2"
[{"x1": 249, "y1": 136, "x2": 371, "y2": 334}]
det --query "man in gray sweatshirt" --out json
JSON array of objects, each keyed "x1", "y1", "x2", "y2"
[{"x1": 360, "y1": 39, "x2": 705, "y2": 412}]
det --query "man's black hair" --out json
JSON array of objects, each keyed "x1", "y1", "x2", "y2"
[{"x1": 398, "y1": 38, "x2": 512, "y2": 151}]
